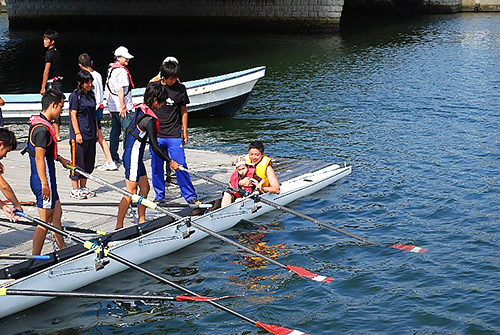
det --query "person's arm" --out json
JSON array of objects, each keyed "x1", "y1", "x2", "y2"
[
  {"x1": 118, "y1": 86, "x2": 127, "y2": 117},
  {"x1": 0, "y1": 97, "x2": 5, "y2": 106},
  {"x1": 145, "y1": 118, "x2": 180, "y2": 170},
  {"x1": 40, "y1": 62, "x2": 51, "y2": 95},
  {"x1": 0, "y1": 174, "x2": 22, "y2": 221},
  {"x1": 70, "y1": 109, "x2": 83, "y2": 143},
  {"x1": 262, "y1": 165, "x2": 280, "y2": 194},
  {"x1": 35, "y1": 147, "x2": 51, "y2": 200},
  {"x1": 181, "y1": 105, "x2": 188, "y2": 145}
]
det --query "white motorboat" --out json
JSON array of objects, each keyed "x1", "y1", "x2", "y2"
[{"x1": 0, "y1": 66, "x2": 266, "y2": 121}]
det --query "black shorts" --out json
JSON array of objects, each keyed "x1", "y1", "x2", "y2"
[{"x1": 69, "y1": 138, "x2": 96, "y2": 180}]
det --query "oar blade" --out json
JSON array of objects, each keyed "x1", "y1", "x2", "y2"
[
  {"x1": 175, "y1": 294, "x2": 239, "y2": 302},
  {"x1": 391, "y1": 243, "x2": 428, "y2": 253},
  {"x1": 286, "y1": 265, "x2": 335, "y2": 283},
  {"x1": 256, "y1": 321, "x2": 311, "y2": 335}
]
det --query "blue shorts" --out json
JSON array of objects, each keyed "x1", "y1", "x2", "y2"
[
  {"x1": 123, "y1": 140, "x2": 146, "y2": 182},
  {"x1": 96, "y1": 107, "x2": 104, "y2": 129},
  {"x1": 30, "y1": 160, "x2": 59, "y2": 209}
]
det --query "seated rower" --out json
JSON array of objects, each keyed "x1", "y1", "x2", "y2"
[
  {"x1": 116, "y1": 83, "x2": 180, "y2": 229},
  {"x1": 243, "y1": 140, "x2": 280, "y2": 195},
  {"x1": 221, "y1": 155, "x2": 264, "y2": 207},
  {"x1": 0, "y1": 128, "x2": 22, "y2": 222}
]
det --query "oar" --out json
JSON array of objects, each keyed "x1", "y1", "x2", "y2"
[
  {"x1": 179, "y1": 166, "x2": 428, "y2": 253},
  {"x1": 1, "y1": 199, "x2": 211, "y2": 209},
  {"x1": 0, "y1": 254, "x2": 51, "y2": 260},
  {"x1": 0, "y1": 288, "x2": 235, "y2": 302},
  {"x1": 14, "y1": 210, "x2": 309, "y2": 335},
  {"x1": 68, "y1": 165, "x2": 334, "y2": 283},
  {"x1": 0, "y1": 217, "x2": 107, "y2": 236}
]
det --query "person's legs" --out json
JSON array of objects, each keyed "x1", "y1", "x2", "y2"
[
  {"x1": 109, "y1": 112, "x2": 121, "y2": 162},
  {"x1": 50, "y1": 200, "x2": 66, "y2": 250},
  {"x1": 120, "y1": 111, "x2": 133, "y2": 148},
  {"x1": 116, "y1": 180, "x2": 138, "y2": 229},
  {"x1": 151, "y1": 137, "x2": 168, "y2": 201},
  {"x1": 32, "y1": 208, "x2": 54, "y2": 255},
  {"x1": 166, "y1": 138, "x2": 198, "y2": 202},
  {"x1": 97, "y1": 128, "x2": 113, "y2": 163},
  {"x1": 137, "y1": 176, "x2": 150, "y2": 224}
]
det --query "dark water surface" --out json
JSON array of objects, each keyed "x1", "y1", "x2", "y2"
[{"x1": 1, "y1": 13, "x2": 499, "y2": 335}]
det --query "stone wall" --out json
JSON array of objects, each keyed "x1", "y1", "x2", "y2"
[{"x1": 5, "y1": 0, "x2": 344, "y2": 31}]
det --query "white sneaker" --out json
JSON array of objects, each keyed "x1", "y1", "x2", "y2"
[
  {"x1": 79, "y1": 187, "x2": 96, "y2": 198},
  {"x1": 69, "y1": 188, "x2": 87, "y2": 200},
  {"x1": 97, "y1": 161, "x2": 118, "y2": 171}
]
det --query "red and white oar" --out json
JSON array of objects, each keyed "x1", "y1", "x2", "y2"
[
  {"x1": 178, "y1": 167, "x2": 428, "y2": 254},
  {"x1": 257, "y1": 322, "x2": 311, "y2": 335}
]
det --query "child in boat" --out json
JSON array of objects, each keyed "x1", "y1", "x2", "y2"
[
  {"x1": 221, "y1": 155, "x2": 264, "y2": 207},
  {"x1": 27, "y1": 89, "x2": 72, "y2": 255},
  {"x1": 116, "y1": 83, "x2": 180, "y2": 229},
  {"x1": 243, "y1": 140, "x2": 280, "y2": 195},
  {"x1": 0, "y1": 128, "x2": 22, "y2": 222}
]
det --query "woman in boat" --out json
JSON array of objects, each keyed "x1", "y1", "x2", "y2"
[
  {"x1": 221, "y1": 155, "x2": 264, "y2": 207},
  {"x1": 242, "y1": 140, "x2": 280, "y2": 195},
  {"x1": 116, "y1": 83, "x2": 180, "y2": 229}
]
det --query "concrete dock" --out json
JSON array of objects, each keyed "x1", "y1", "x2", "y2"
[{"x1": 0, "y1": 142, "x2": 235, "y2": 266}]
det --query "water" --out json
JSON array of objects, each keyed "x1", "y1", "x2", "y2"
[{"x1": 1, "y1": 12, "x2": 499, "y2": 335}]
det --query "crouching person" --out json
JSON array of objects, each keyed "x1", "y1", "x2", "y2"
[
  {"x1": 26, "y1": 89, "x2": 72, "y2": 255},
  {"x1": 116, "y1": 83, "x2": 180, "y2": 229}
]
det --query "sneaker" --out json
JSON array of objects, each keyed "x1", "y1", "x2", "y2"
[
  {"x1": 79, "y1": 187, "x2": 96, "y2": 198},
  {"x1": 97, "y1": 161, "x2": 118, "y2": 171},
  {"x1": 69, "y1": 188, "x2": 87, "y2": 200}
]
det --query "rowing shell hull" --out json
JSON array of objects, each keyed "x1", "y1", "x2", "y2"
[
  {"x1": 0, "y1": 66, "x2": 266, "y2": 121},
  {"x1": 0, "y1": 163, "x2": 351, "y2": 319}
]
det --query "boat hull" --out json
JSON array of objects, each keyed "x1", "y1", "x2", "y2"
[
  {"x1": 0, "y1": 163, "x2": 351, "y2": 319},
  {"x1": 0, "y1": 66, "x2": 265, "y2": 122}
]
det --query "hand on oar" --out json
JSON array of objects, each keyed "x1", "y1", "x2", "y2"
[
  {"x1": 14, "y1": 210, "x2": 309, "y2": 335},
  {"x1": 0, "y1": 288, "x2": 238, "y2": 302},
  {"x1": 178, "y1": 166, "x2": 428, "y2": 254},
  {"x1": 68, "y1": 166, "x2": 334, "y2": 284}
]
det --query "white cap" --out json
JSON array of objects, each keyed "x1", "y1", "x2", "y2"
[
  {"x1": 163, "y1": 56, "x2": 178, "y2": 64},
  {"x1": 114, "y1": 46, "x2": 134, "y2": 59}
]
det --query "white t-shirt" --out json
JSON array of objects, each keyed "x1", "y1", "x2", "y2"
[
  {"x1": 90, "y1": 70, "x2": 104, "y2": 107},
  {"x1": 106, "y1": 66, "x2": 133, "y2": 112}
]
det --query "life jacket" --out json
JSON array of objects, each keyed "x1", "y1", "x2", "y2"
[
  {"x1": 229, "y1": 167, "x2": 256, "y2": 198},
  {"x1": 245, "y1": 154, "x2": 271, "y2": 188},
  {"x1": 106, "y1": 62, "x2": 135, "y2": 96},
  {"x1": 127, "y1": 104, "x2": 159, "y2": 144},
  {"x1": 22, "y1": 115, "x2": 58, "y2": 159}
]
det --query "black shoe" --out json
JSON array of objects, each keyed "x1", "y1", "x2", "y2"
[
  {"x1": 154, "y1": 198, "x2": 169, "y2": 206},
  {"x1": 187, "y1": 198, "x2": 201, "y2": 205}
]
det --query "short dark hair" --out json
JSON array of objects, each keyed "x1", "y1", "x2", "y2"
[
  {"x1": 0, "y1": 128, "x2": 17, "y2": 151},
  {"x1": 76, "y1": 70, "x2": 93, "y2": 94},
  {"x1": 41, "y1": 89, "x2": 65, "y2": 111},
  {"x1": 78, "y1": 53, "x2": 92, "y2": 67},
  {"x1": 43, "y1": 29, "x2": 59, "y2": 43},
  {"x1": 144, "y1": 82, "x2": 168, "y2": 108},
  {"x1": 160, "y1": 61, "x2": 181, "y2": 80},
  {"x1": 249, "y1": 140, "x2": 265, "y2": 153}
]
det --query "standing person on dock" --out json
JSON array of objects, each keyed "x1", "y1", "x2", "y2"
[
  {"x1": 78, "y1": 53, "x2": 117, "y2": 171},
  {"x1": 105, "y1": 46, "x2": 134, "y2": 166},
  {"x1": 26, "y1": 89, "x2": 71, "y2": 255},
  {"x1": 150, "y1": 60, "x2": 199, "y2": 205},
  {"x1": 116, "y1": 83, "x2": 179, "y2": 229},
  {"x1": 0, "y1": 128, "x2": 23, "y2": 222},
  {"x1": 68, "y1": 70, "x2": 98, "y2": 200},
  {"x1": 40, "y1": 29, "x2": 62, "y2": 142},
  {"x1": 243, "y1": 140, "x2": 280, "y2": 194}
]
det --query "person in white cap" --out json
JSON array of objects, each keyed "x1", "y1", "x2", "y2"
[{"x1": 105, "y1": 46, "x2": 135, "y2": 164}]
